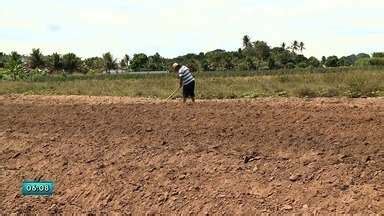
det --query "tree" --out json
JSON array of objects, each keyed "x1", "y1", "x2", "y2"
[
  {"x1": 356, "y1": 53, "x2": 370, "y2": 59},
  {"x1": 62, "y1": 53, "x2": 80, "y2": 73},
  {"x1": 245, "y1": 57, "x2": 257, "y2": 70},
  {"x1": 148, "y1": 52, "x2": 166, "y2": 71},
  {"x1": 281, "y1": 42, "x2": 286, "y2": 50},
  {"x1": 0, "y1": 52, "x2": 6, "y2": 68},
  {"x1": 243, "y1": 35, "x2": 252, "y2": 48},
  {"x1": 120, "y1": 59, "x2": 127, "y2": 68},
  {"x1": 49, "y1": 53, "x2": 62, "y2": 71},
  {"x1": 338, "y1": 56, "x2": 354, "y2": 66},
  {"x1": 29, "y1": 48, "x2": 45, "y2": 69},
  {"x1": 321, "y1": 56, "x2": 327, "y2": 65},
  {"x1": 130, "y1": 53, "x2": 148, "y2": 71},
  {"x1": 102, "y1": 52, "x2": 117, "y2": 73},
  {"x1": 268, "y1": 58, "x2": 275, "y2": 69},
  {"x1": 205, "y1": 49, "x2": 233, "y2": 71},
  {"x1": 270, "y1": 47, "x2": 291, "y2": 69},
  {"x1": 293, "y1": 54, "x2": 307, "y2": 65},
  {"x1": 299, "y1": 42, "x2": 305, "y2": 53},
  {"x1": 325, "y1": 56, "x2": 339, "y2": 67},
  {"x1": 346, "y1": 55, "x2": 357, "y2": 65},
  {"x1": 123, "y1": 54, "x2": 130, "y2": 66},
  {"x1": 84, "y1": 57, "x2": 103, "y2": 71},
  {"x1": 252, "y1": 41, "x2": 271, "y2": 61},
  {"x1": 119, "y1": 54, "x2": 130, "y2": 69},
  {"x1": 9, "y1": 51, "x2": 22, "y2": 65},
  {"x1": 307, "y1": 56, "x2": 320, "y2": 68},
  {"x1": 373, "y1": 52, "x2": 384, "y2": 58},
  {"x1": 291, "y1": 41, "x2": 299, "y2": 53},
  {"x1": 6, "y1": 51, "x2": 23, "y2": 80}
]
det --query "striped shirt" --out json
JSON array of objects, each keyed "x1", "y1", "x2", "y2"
[{"x1": 178, "y1": 65, "x2": 195, "y2": 86}]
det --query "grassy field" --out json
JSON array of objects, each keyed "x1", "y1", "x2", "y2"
[{"x1": 0, "y1": 68, "x2": 384, "y2": 99}]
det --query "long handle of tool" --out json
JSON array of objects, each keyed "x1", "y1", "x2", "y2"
[{"x1": 166, "y1": 87, "x2": 180, "y2": 100}]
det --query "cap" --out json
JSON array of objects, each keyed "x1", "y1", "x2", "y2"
[{"x1": 172, "y1": 63, "x2": 179, "y2": 69}]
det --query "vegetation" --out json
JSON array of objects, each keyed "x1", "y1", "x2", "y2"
[
  {"x1": 1, "y1": 68, "x2": 383, "y2": 99},
  {"x1": 102, "y1": 52, "x2": 118, "y2": 73},
  {"x1": 62, "y1": 53, "x2": 82, "y2": 73},
  {"x1": 1, "y1": 36, "x2": 383, "y2": 80},
  {"x1": 29, "y1": 48, "x2": 45, "y2": 69},
  {"x1": 0, "y1": 35, "x2": 383, "y2": 99}
]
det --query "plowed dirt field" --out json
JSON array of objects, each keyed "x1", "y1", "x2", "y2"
[{"x1": 1, "y1": 95, "x2": 384, "y2": 214}]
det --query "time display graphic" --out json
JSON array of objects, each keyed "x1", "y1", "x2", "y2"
[{"x1": 21, "y1": 180, "x2": 55, "y2": 197}]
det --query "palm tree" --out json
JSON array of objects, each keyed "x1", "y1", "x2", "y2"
[
  {"x1": 29, "y1": 48, "x2": 45, "y2": 69},
  {"x1": 299, "y1": 42, "x2": 305, "y2": 53},
  {"x1": 9, "y1": 51, "x2": 22, "y2": 64},
  {"x1": 291, "y1": 41, "x2": 299, "y2": 53},
  {"x1": 243, "y1": 35, "x2": 252, "y2": 48},
  {"x1": 0, "y1": 52, "x2": 5, "y2": 68},
  {"x1": 102, "y1": 52, "x2": 117, "y2": 74},
  {"x1": 62, "y1": 53, "x2": 80, "y2": 73},
  {"x1": 123, "y1": 54, "x2": 130, "y2": 66},
  {"x1": 50, "y1": 53, "x2": 62, "y2": 71},
  {"x1": 120, "y1": 59, "x2": 126, "y2": 68}
]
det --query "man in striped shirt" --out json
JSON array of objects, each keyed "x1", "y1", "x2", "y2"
[{"x1": 172, "y1": 63, "x2": 195, "y2": 103}]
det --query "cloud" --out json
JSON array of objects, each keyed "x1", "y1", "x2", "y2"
[{"x1": 47, "y1": 25, "x2": 61, "y2": 32}]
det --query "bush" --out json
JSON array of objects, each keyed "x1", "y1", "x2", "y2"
[
  {"x1": 325, "y1": 56, "x2": 339, "y2": 67},
  {"x1": 372, "y1": 52, "x2": 384, "y2": 58},
  {"x1": 7, "y1": 63, "x2": 28, "y2": 80},
  {"x1": 369, "y1": 57, "x2": 384, "y2": 66},
  {"x1": 27, "y1": 69, "x2": 48, "y2": 81},
  {"x1": 62, "y1": 53, "x2": 81, "y2": 73},
  {"x1": 236, "y1": 61, "x2": 250, "y2": 71},
  {"x1": 354, "y1": 58, "x2": 370, "y2": 66},
  {"x1": 296, "y1": 62, "x2": 308, "y2": 68},
  {"x1": 295, "y1": 86, "x2": 318, "y2": 98},
  {"x1": 277, "y1": 75, "x2": 291, "y2": 83},
  {"x1": 356, "y1": 53, "x2": 370, "y2": 59},
  {"x1": 307, "y1": 57, "x2": 320, "y2": 68},
  {"x1": 0, "y1": 70, "x2": 5, "y2": 80},
  {"x1": 286, "y1": 62, "x2": 295, "y2": 69},
  {"x1": 0, "y1": 64, "x2": 48, "y2": 81},
  {"x1": 320, "y1": 88, "x2": 340, "y2": 97},
  {"x1": 345, "y1": 75, "x2": 381, "y2": 98}
]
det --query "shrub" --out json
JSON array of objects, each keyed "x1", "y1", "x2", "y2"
[
  {"x1": 296, "y1": 62, "x2": 308, "y2": 68},
  {"x1": 325, "y1": 56, "x2": 339, "y2": 67},
  {"x1": 62, "y1": 53, "x2": 81, "y2": 73},
  {"x1": 286, "y1": 62, "x2": 295, "y2": 69},
  {"x1": 320, "y1": 88, "x2": 339, "y2": 97},
  {"x1": 295, "y1": 86, "x2": 318, "y2": 98},
  {"x1": 27, "y1": 69, "x2": 48, "y2": 81},
  {"x1": 307, "y1": 56, "x2": 320, "y2": 68},
  {"x1": 369, "y1": 57, "x2": 384, "y2": 66},
  {"x1": 7, "y1": 63, "x2": 28, "y2": 80},
  {"x1": 29, "y1": 48, "x2": 46, "y2": 69},
  {"x1": 356, "y1": 53, "x2": 370, "y2": 59},
  {"x1": 372, "y1": 52, "x2": 384, "y2": 58},
  {"x1": 354, "y1": 58, "x2": 370, "y2": 66},
  {"x1": 0, "y1": 69, "x2": 5, "y2": 80},
  {"x1": 345, "y1": 75, "x2": 380, "y2": 98}
]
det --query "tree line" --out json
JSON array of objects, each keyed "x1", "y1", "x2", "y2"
[{"x1": 1, "y1": 35, "x2": 384, "y2": 80}]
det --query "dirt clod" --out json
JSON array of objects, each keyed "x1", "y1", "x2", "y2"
[
  {"x1": 282, "y1": 204, "x2": 293, "y2": 210},
  {"x1": 289, "y1": 174, "x2": 301, "y2": 182}
]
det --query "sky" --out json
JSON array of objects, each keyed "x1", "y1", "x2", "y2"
[{"x1": 1, "y1": 0, "x2": 384, "y2": 59}]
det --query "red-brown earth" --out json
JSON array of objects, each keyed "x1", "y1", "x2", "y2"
[{"x1": 0, "y1": 95, "x2": 384, "y2": 214}]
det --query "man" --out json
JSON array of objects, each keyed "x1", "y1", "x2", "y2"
[{"x1": 172, "y1": 63, "x2": 195, "y2": 103}]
